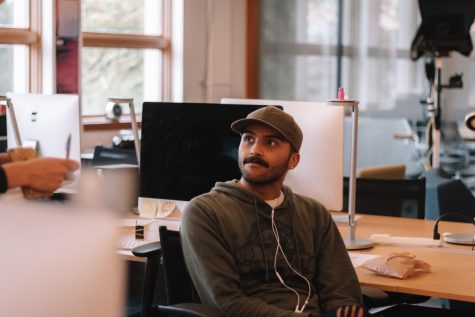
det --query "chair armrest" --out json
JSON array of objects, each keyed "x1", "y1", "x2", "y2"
[
  {"x1": 131, "y1": 242, "x2": 161, "y2": 258},
  {"x1": 131, "y1": 241, "x2": 162, "y2": 317},
  {"x1": 159, "y1": 303, "x2": 226, "y2": 317},
  {"x1": 361, "y1": 286, "x2": 390, "y2": 308}
]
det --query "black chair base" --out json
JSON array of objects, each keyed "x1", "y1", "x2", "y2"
[{"x1": 378, "y1": 303, "x2": 474, "y2": 317}]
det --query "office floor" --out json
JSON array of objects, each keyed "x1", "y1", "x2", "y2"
[{"x1": 370, "y1": 297, "x2": 475, "y2": 315}]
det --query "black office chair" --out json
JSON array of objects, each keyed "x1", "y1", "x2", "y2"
[
  {"x1": 424, "y1": 168, "x2": 475, "y2": 221},
  {"x1": 343, "y1": 177, "x2": 426, "y2": 219},
  {"x1": 130, "y1": 227, "x2": 225, "y2": 317},
  {"x1": 436, "y1": 179, "x2": 475, "y2": 221},
  {"x1": 158, "y1": 226, "x2": 225, "y2": 317},
  {"x1": 129, "y1": 242, "x2": 162, "y2": 317}
]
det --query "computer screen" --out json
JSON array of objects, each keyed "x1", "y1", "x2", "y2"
[
  {"x1": 6, "y1": 93, "x2": 81, "y2": 163},
  {"x1": 138, "y1": 102, "x2": 268, "y2": 218},
  {"x1": 6, "y1": 93, "x2": 81, "y2": 192},
  {"x1": 222, "y1": 98, "x2": 344, "y2": 211}
]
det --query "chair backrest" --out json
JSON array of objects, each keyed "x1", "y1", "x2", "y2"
[
  {"x1": 356, "y1": 164, "x2": 406, "y2": 180},
  {"x1": 343, "y1": 177, "x2": 426, "y2": 219},
  {"x1": 159, "y1": 226, "x2": 198, "y2": 305},
  {"x1": 437, "y1": 179, "x2": 475, "y2": 221}
]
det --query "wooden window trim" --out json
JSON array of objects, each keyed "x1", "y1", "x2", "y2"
[
  {"x1": 0, "y1": 28, "x2": 37, "y2": 44},
  {"x1": 0, "y1": 0, "x2": 41, "y2": 92},
  {"x1": 82, "y1": 115, "x2": 141, "y2": 131},
  {"x1": 161, "y1": 0, "x2": 172, "y2": 101},
  {"x1": 246, "y1": 0, "x2": 260, "y2": 99},
  {"x1": 80, "y1": 0, "x2": 172, "y2": 122},
  {"x1": 82, "y1": 32, "x2": 169, "y2": 49},
  {"x1": 29, "y1": 0, "x2": 42, "y2": 93}
]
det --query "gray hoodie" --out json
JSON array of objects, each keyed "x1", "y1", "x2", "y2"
[{"x1": 181, "y1": 180, "x2": 362, "y2": 317}]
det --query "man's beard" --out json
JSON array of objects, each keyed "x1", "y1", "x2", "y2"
[{"x1": 239, "y1": 155, "x2": 290, "y2": 185}]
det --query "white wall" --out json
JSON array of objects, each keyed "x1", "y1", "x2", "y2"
[
  {"x1": 179, "y1": 0, "x2": 247, "y2": 102},
  {"x1": 82, "y1": 130, "x2": 120, "y2": 150}
]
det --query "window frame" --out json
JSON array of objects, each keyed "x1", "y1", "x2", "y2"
[
  {"x1": 81, "y1": 0, "x2": 172, "y2": 121},
  {"x1": 0, "y1": 0, "x2": 41, "y2": 93},
  {"x1": 247, "y1": 0, "x2": 423, "y2": 108}
]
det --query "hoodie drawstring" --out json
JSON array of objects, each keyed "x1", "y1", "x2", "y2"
[
  {"x1": 289, "y1": 197, "x2": 303, "y2": 273},
  {"x1": 254, "y1": 197, "x2": 270, "y2": 281}
]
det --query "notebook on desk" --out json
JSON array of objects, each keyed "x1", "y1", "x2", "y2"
[{"x1": 118, "y1": 217, "x2": 180, "y2": 250}]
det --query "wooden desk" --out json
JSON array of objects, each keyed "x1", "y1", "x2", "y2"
[
  {"x1": 335, "y1": 214, "x2": 475, "y2": 302},
  {"x1": 119, "y1": 213, "x2": 475, "y2": 301}
]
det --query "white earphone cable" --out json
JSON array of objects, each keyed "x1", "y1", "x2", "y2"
[{"x1": 271, "y1": 208, "x2": 312, "y2": 313}]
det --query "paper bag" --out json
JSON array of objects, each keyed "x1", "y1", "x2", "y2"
[{"x1": 362, "y1": 252, "x2": 431, "y2": 279}]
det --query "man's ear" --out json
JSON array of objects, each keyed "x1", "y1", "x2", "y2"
[{"x1": 288, "y1": 152, "x2": 300, "y2": 170}]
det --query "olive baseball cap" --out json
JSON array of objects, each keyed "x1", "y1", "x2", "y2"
[{"x1": 231, "y1": 106, "x2": 303, "y2": 152}]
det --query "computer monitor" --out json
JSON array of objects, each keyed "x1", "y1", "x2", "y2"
[
  {"x1": 138, "y1": 102, "x2": 269, "y2": 218},
  {"x1": 6, "y1": 93, "x2": 81, "y2": 190},
  {"x1": 222, "y1": 98, "x2": 344, "y2": 212},
  {"x1": 6, "y1": 93, "x2": 81, "y2": 161}
]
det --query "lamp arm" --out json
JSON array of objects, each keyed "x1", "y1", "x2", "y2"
[{"x1": 348, "y1": 103, "x2": 359, "y2": 240}]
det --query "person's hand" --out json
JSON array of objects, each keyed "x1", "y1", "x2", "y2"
[
  {"x1": 335, "y1": 305, "x2": 365, "y2": 317},
  {"x1": 3, "y1": 157, "x2": 79, "y2": 192},
  {"x1": 0, "y1": 152, "x2": 11, "y2": 165},
  {"x1": 322, "y1": 305, "x2": 366, "y2": 317}
]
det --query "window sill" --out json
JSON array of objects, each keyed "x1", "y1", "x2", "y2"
[{"x1": 82, "y1": 115, "x2": 142, "y2": 131}]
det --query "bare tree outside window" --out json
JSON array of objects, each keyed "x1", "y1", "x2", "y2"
[{"x1": 81, "y1": 0, "x2": 163, "y2": 115}]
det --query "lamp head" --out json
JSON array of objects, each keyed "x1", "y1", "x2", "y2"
[{"x1": 465, "y1": 111, "x2": 475, "y2": 131}]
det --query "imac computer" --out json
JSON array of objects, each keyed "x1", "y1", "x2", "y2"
[
  {"x1": 138, "y1": 102, "x2": 270, "y2": 219},
  {"x1": 222, "y1": 98, "x2": 344, "y2": 212},
  {"x1": 6, "y1": 93, "x2": 81, "y2": 190}
]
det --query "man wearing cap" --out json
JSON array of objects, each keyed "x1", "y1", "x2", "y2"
[{"x1": 181, "y1": 106, "x2": 364, "y2": 317}]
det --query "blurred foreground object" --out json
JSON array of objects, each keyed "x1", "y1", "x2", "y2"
[{"x1": 0, "y1": 202, "x2": 125, "y2": 317}]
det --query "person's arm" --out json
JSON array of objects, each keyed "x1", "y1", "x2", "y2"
[
  {"x1": 312, "y1": 214, "x2": 363, "y2": 313},
  {"x1": 0, "y1": 153, "x2": 11, "y2": 165},
  {"x1": 0, "y1": 166, "x2": 8, "y2": 193},
  {"x1": 2, "y1": 157, "x2": 79, "y2": 192},
  {"x1": 181, "y1": 199, "x2": 309, "y2": 317}
]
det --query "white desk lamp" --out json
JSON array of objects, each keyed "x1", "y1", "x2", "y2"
[
  {"x1": 107, "y1": 97, "x2": 141, "y2": 166},
  {"x1": 328, "y1": 88, "x2": 374, "y2": 250}
]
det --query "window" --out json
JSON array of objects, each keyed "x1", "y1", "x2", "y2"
[
  {"x1": 81, "y1": 0, "x2": 170, "y2": 115},
  {"x1": 255, "y1": 0, "x2": 425, "y2": 113},
  {"x1": 256, "y1": 0, "x2": 347, "y2": 102},
  {"x1": 0, "y1": 0, "x2": 40, "y2": 95}
]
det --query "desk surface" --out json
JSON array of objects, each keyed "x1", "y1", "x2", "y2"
[
  {"x1": 336, "y1": 214, "x2": 475, "y2": 302},
  {"x1": 120, "y1": 213, "x2": 475, "y2": 302}
]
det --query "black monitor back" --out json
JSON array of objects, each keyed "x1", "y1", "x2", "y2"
[{"x1": 139, "y1": 102, "x2": 274, "y2": 202}]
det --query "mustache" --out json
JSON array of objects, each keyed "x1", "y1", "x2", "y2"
[{"x1": 243, "y1": 156, "x2": 269, "y2": 168}]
